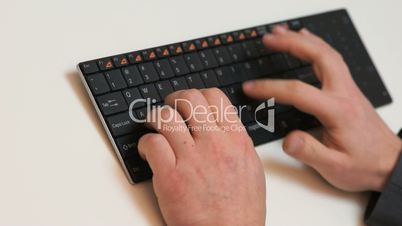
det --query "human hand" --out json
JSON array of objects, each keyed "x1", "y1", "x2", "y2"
[
  {"x1": 243, "y1": 26, "x2": 402, "y2": 192},
  {"x1": 138, "y1": 88, "x2": 266, "y2": 226}
]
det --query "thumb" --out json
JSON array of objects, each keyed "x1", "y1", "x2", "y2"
[{"x1": 282, "y1": 130, "x2": 343, "y2": 170}]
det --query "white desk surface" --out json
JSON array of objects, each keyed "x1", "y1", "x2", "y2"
[{"x1": 1, "y1": 0, "x2": 401, "y2": 225}]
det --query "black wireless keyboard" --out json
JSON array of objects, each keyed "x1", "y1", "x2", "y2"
[{"x1": 78, "y1": 9, "x2": 392, "y2": 184}]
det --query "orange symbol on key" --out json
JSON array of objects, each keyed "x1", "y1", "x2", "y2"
[
  {"x1": 120, "y1": 58, "x2": 128, "y2": 65},
  {"x1": 189, "y1": 43, "x2": 196, "y2": 51},
  {"x1": 135, "y1": 55, "x2": 142, "y2": 62},
  {"x1": 149, "y1": 51, "x2": 156, "y2": 59},
  {"x1": 214, "y1": 38, "x2": 221, "y2": 46},
  {"x1": 105, "y1": 61, "x2": 113, "y2": 69},
  {"x1": 176, "y1": 46, "x2": 183, "y2": 54},
  {"x1": 227, "y1": 35, "x2": 234, "y2": 43},
  {"x1": 239, "y1": 32, "x2": 246, "y2": 40},
  {"x1": 251, "y1": 30, "x2": 257, "y2": 37},
  {"x1": 163, "y1": 49, "x2": 170, "y2": 56},
  {"x1": 201, "y1": 40, "x2": 208, "y2": 48}
]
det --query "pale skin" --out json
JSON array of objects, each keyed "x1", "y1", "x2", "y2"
[{"x1": 138, "y1": 25, "x2": 402, "y2": 226}]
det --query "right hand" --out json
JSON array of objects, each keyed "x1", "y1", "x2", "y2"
[{"x1": 243, "y1": 26, "x2": 402, "y2": 192}]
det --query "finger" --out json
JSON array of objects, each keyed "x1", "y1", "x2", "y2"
[
  {"x1": 200, "y1": 88, "x2": 245, "y2": 133},
  {"x1": 165, "y1": 89, "x2": 219, "y2": 139},
  {"x1": 263, "y1": 26, "x2": 351, "y2": 90},
  {"x1": 146, "y1": 105, "x2": 195, "y2": 156},
  {"x1": 282, "y1": 130, "x2": 346, "y2": 170},
  {"x1": 138, "y1": 133, "x2": 176, "y2": 176},
  {"x1": 243, "y1": 79, "x2": 338, "y2": 126}
]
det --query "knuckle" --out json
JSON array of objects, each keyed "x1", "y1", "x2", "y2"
[
  {"x1": 203, "y1": 87, "x2": 224, "y2": 97},
  {"x1": 139, "y1": 133, "x2": 164, "y2": 147}
]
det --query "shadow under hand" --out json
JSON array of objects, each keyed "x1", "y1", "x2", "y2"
[{"x1": 65, "y1": 71, "x2": 165, "y2": 225}]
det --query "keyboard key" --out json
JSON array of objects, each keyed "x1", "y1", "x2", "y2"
[
  {"x1": 256, "y1": 26, "x2": 268, "y2": 36},
  {"x1": 244, "y1": 29, "x2": 258, "y2": 39},
  {"x1": 81, "y1": 61, "x2": 99, "y2": 74},
  {"x1": 241, "y1": 40, "x2": 260, "y2": 59},
  {"x1": 227, "y1": 43, "x2": 247, "y2": 62},
  {"x1": 184, "y1": 52, "x2": 204, "y2": 72},
  {"x1": 200, "y1": 70, "x2": 220, "y2": 87},
  {"x1": 135, "y1": 107, "x2": 149, "y2": 121},
  {"x1": 155, "y1": 80, "x2": 174, "y2": 99},
  {"x1": 155, "y1": 46, "x2": 170, "y2": 58},
  {"x1": 186, "y1": 73, "x2": 205, "y2": 89},
  {"x1": 170, "y1": 56, "x2": 190, "y2": 76},
  {"x1": 270, "y1": 54, "x2": 289, "y2": 73},
  {"x1": 112, "y1": 55, "x2": 129, "y2": 67},
  {"x1": 86, "y1": 73, "x2": 110, "y2": 95},
  {"x1": 127, "y1": 52, "x2": 143, "y2": 64},
  {"x1": 106, "y1": 111, "x2": 141, "y2": 137},
  {"x1": 257, "y1": 57, "x2": 275, "y2": 76},
  {"x1": 225, "y1": 84, "x2": 250, "y2": 105},
  {"x1": 289, "y1": 20, "x2": 303, "y2": 31},
  {"x1": 123, "y1": 87, "x2": 145, "y2": 109},
  {"x1": 139, "y1": 84, "x2": 161, "y2": 102},
  {"x1": 207, "y1": 36, "x2": 222, "y2": 47},
  {"x1": 254, "y1": 39, "x2": 270, "y2": 56},
  {"x1": 283, "y1": 53, "x2": 302, "y2": 69},
  {"x1": 142, "y1": 49, "x2": 157, "y2": 61},
  {"x1": 199, "y1": 49, "x2": 218, "y2": 69},
  {"x1": 125, "y1": 158, "x2": 152, "y2": 183},
  {"x1": 155, "y1": 59, "x2": 175, "y2": 79},
  {"x1": 220, "y1": 34, "x2": 234, "y2": 44},
  {"x1": 121, "y1": 66, "x2": 144, "y2": 87},
  {"x1": 182, "y1": 41, "x2": 197, "y2": 52},
  {"x1": 171, "y1": 77, "x2": 189, "y2": 91},
  {"x1": 97, "y1": 92, "x2": 128, "y2": 116},
  {"x1": 240, "y1": 60, "x2": 261, "y2": 79},
  {"x1": 215, "y1": 66, "x2": 235, "y2": 86},
  {"x1": 138, "y1": 62, "x2": 159, "y2": 83},
  {"x1": 233, "y1": 31, "x2": 246, "y2": 41},
  {"x1": 115, "y1": 134, "x2": 140, "y2": 159},
  {"x1": 104, "y1": 70, "x2": 128, "y2": 90},
  {"x1": 195, "y1": 39, "x2": 209, "y2": 49},
  {"x1": 97, "y1": 58, "x2": 114, "y2": 71},
  {"x1": 169, "y1": 44, "x2": 183, "y2": 55},
  {"x1": 213, "y1": 46, "x2": 233, "y2": 65}
]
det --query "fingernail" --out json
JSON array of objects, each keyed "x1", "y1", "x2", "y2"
[
  {"x1": 243, "y1": 81, "x2": 255, "y2": 91},
  {"x1": 284, "y1": 136, "x2": 304, "y2": 154}
]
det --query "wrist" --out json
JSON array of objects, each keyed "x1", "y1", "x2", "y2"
[{"x1": 373, "y1": 133, "x2": 402, "y2": 192}]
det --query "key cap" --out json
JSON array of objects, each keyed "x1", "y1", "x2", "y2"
[
  {"x1": 228, "y1": 65, "x2": 243, "y2": 83},
  {"x1": 122, "y1": 87, "x2": 145, "y2": 109},
  {"x1": 186, "y1": 73, "x2": 205, "y2": 89},
  {"x1": 141, "y1": 49, "x2": 157, "y2": 61},
  {"x1": 200, "y1": 70, "x2": 220, "y2": 87},
  {"x1": 104, "y1": 70, "x2": 128, "y2": 91},
  {"x1": 207, "y1": 36, "x2": 222, "y2": 47},
  {"x1": 240, "y1": 60, "x2": 261, "y2": 80},
  {"x1": 241, "y1": 40, "x2": 260, "y2": 59},
  {"x1": 115, "y1": 134, "x2": 140, "y2": 159},
  {"x1": 184, "y1": 52, "x2": 204, "y2": 72},
  {"x1": 154, "y1": 59, "x2": 175, "y2": 79},
  {"x1": 97, "y1": 58, "x2": 114, "y2": 71},
  {"x1": 121, "y1": 66, "x2": 144, "y2": 87},
  {"x1": 213, "y1": 46, "x2": 233, "y2": 65},
  {"x1": 139, "y1": 84, "x2": 161, "y2": 103},
  {"x1": 155, "y1": 80, "x2": 174, "y2": 99},
  {"x1": 215, "y1": 66, "x2": 235, "y2": 86},
  {"x1": 182, "y1": 41, "x2": 197, "y2": 52},
  {"x1": 171, "y1": 77, "x2": 189, "y2": 91},
  {"x1": 86, "y1": 73, "x2": 110, "y2": 95},
  {"x1": 106, "y1": 111, "x2": 141, "y2": 137},
  {"x1": 169, "y1": 44, "x2": 183, "y2": 55},
  {"x1": 155, "y1": 46, "x2": 170, "y2": 58},
  {"x1": 199, "y1": 49, "x2": 218, "y2": 69},
  {"x1": 227, "y1": 43, "x2": 247, "y2": 62},
  {"x1": 169, "y1": 56, "x2": 190, "y2": 76},
  {"x1": 138, "y1": 62, "x2": 159, "y2": 83},
  {"x1": 270, "y1": 54, "x2": 289, "y2": 73},
  {"x1": 195, "y1": 39, "x2": 209, "y2": 49},
  {"x1": 220, "y1": 34, "x2": 234, "y2": 44},
  {"x1": 80, "y1": 61, "x2": 99, "y2": 74},
  {"x1": 283, "y1": 53, "x2": 301, "y2": 69},
  {"x1": 295, "y1": 67, "x2": 319, "y2": 84},
  {"x1": 135, "y1": 107, "x2": 149, "y2": 121},
  {"x1": 225, "y1": 84, "x2": 250, "y2": 105},
  {"x1": 125, "y1": 158, "x2": 152, "y2": 183},
  {"x1": 233, "y1": 31, "x2": 246, "y2": 41},
  {"x1": 244, "y1": 29, "x2": 258, "y2": 38},
  {"x1": 97, "y1": 92, "x2": 128, "y2": 116},
  {"x1": 257, "y1": 57, "x2": 275, "y2": 76},
  {"x1": 256, "y1": 26, "x2": 268, "y2": 36},
  {"x1": 112, "y1": 55, "x2": 129, "y2": 67},
  {"x1": 254, "y1": 39, "x2": 270, "y2": 56},
  {"x1": 289, "y1": 20, "x2": 303, "y2": 31},
  {"x1": 127, "y1": 52, "x2": 143, "y2": 64}
]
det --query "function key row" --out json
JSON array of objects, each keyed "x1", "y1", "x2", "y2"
[{"x1": 79, "y1": 20, "x2": 304, "y2": 75}]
